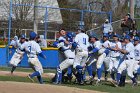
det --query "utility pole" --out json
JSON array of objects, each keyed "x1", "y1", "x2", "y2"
[
  {"x1": 34, "y1": 0, "x2": 38, "y2": 33},
  {"x1": 130, "y1": 0, "x2": 135, "y2": 19}
]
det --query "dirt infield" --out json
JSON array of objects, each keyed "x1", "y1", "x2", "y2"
[
  {"x1": 0, "y1": 81, "x2": 107, "y2": 93},
  {"x1": 0, "y1": 71, "x2": 106, "y2": 93}
]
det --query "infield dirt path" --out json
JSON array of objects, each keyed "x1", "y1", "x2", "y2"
[
  {"x1": 0, "y1": 71, "x2": 107, "y2": 93},
  {"x1": 0, "y1": 81, "x2": 106, "y2": 93}
]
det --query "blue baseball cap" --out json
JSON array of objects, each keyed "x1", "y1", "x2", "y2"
[
  {"x1": 134, "y1": 36, "x2": 140, "y2": 41},
  {"x1": 124, "y1": 35, "x2": 131, "y2": 39},
  {"x1": 29, "y1": 31, "x2": 37, "y2": 39},
  {"x1": 103, "y1": 33, "x2": 109, "y2": 37},
  {"x1": 66, "y1": 32, "x2": 75, "y2": 38},
  {"x1": 90, "y1": 35, "x2": 98, "y2": 39}
]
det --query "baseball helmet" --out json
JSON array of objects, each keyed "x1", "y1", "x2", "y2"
[{"x1": 29, "y1": 31, "x2": 37, "y2": 39}]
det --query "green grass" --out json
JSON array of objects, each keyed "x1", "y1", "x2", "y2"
[
  {"x1": 0, "y1": 66, "x2": 56, "y2": 73},
  {"x1": 0, "y1": 67, "x2": 140, "y2": 93},
  {"x1": 64, "y1": 82, "x2": 140, "y2": 93},
  {"x1": 0, "y1": 75, "x2": 140, "y2": 93}
]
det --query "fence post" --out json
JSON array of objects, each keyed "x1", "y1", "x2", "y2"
[
  {"x1": 7, "y1": 0, "x2": 13, "y2": 64},
  {"x1": 44, "y1": 7, "x2": 48, "y2": 40},
  {"x1": 79, "y1": 10, "x2": 84, "y2": 29},
  {"x1": 109, "y1": 11, "x2": 112, "y2": 23}
]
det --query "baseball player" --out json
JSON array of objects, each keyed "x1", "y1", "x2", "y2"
[
  {"x1": 73, "y1": 28, "x2": 89, "y2": 85},
  {"x1": 10, "y1": 36, "x2": 19, "y2": 48},
  {"x1": 112, "y1": 35, "x2": 137, "y2": 87},
  {"x1": 53, "y1": 32, "x2": 76, "y2": 84},
  {"x1": 20, "y1": 31, "x2": 46, "y2": 84},
  {"x1": 108, "y1": 34, "x2": 122, "y2": 81},
  {"x1": 86, "y1": 35, "x2": 102, "y2": 84},
  {"x1": 58, "y1": 29, "x2": 68, "y2": 63},
  {"x1": 10, "y1": 35, "x2": 26, "y2": 74},
  {"x1": 133, "y1": 36, "x2": 140, "y2": 81},
  {"x1": 52, "y1": 29, "x2": 67, "y2": 83},
  {"x1": 96, "y1": 33, "x2": 111, "y2": 85}
]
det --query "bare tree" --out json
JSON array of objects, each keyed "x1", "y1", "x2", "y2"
[{"x1": 1, "y1": 0, "x2": 34, "y2": 36}]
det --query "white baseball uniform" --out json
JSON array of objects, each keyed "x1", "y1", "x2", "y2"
[
  {"x1": 117, "y1": 42, "x2": 135, "y2": 78},
  {"x1": 58, "y1": 36, "x2": 67, "y2": 63},
  {"x1": 73, "y1": 32, "x2": 89, "y2": 68},
  {"x1": 87, "y1": 41, "x2": 102, "y2": 65},
  {"x1": 108, "y1": 41, "x2": 122, "y2": 73},
  {"x1": 21, "y1": 41, "x2": 43, "y2": 75},
  {"x1": 134, "y1": 43, "x2": 140, "y2": 73},
  {"x1": 58, "y1": 39, "x2": 75, "y2": 71},
  {"x1": 97, "y1": 40, "x2": 111, "y2": 69},
  {"x1": 10, "y1": 40, "x2": 25, "y2": 66}
]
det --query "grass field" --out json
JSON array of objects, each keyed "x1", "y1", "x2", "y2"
[{"x1": 0, "y1": 67, "x2": 140, "y2": 93}]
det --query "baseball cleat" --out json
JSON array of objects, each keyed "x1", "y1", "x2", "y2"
[
  {"x1": 132, "y1": 82, "x2": 138, "y2": 87},
  {"x1": 27, "y1": 75, "x2": 34, "y2": 82},
  {"x1": 110, "y1": 80, "x2": 118, "y2": 87},
  {"x1": 95, "y1": 79, "x2": 101, "y2": 86},
  {"x1": 105, "y1": 77, "x2": 108, "y2": 81},
  {"x1": 52, "y1": 81, "x2": 61, "y2": 85},
  {"x1": 79, "y1": 80, "x2": 85, "y2": 85},
  {"x1": 86, "y1": 76, "x2": 94, "y2": 85}
]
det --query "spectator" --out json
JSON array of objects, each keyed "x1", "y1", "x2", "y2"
[
  {"x1": 121, "y1": 14, "x2": 133, "y2": 33},
  {"x1": 102, "y1": 19, "x2": 113, "y2": 34},
  {"x1": 132, "y1": 20, "x2": 137, "y2": 31}
]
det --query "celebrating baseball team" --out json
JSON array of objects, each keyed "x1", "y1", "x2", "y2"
[{"x1": 9, "y1": 14, "x2": 140, "y2": 87}]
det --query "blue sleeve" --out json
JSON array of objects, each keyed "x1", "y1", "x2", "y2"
[
  {"x1": 38, "y1": 52, "x2": 46, "y2": 59},
  {"x1": 72, "y1": 42, "x2": 77, "y2": 49},
  {"x1": 104, "y1": 49, "x2": 110, "y2": 55},
  {"x1": 88, "y1": 46, "x2": 93, "y2": 51},
  {"x1": 53, "y1": 41, "x2": 58, "y2": 48},
  {"x1": 92, "y1": 48, "x2": 99, "y2": 53},
  {"x1": 106, "y1": 48, "x2": 115, "y2": 51}
]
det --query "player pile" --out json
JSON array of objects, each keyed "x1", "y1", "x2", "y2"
[
  {"x1": 9, "y1": 28, "x2": 140, "y2": 87},
  {"x1": 52, "y1": 28, "x2": 140, "y2": 87}
]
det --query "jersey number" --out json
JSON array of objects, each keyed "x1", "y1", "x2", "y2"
[
  {"x1": 83, "y1": 38, "x2": 86, "y2": 45},
  {"x1": 135, "y1": 50, "x2": 139, "y2": 56},
  {"x1": 28, "y1": 46, "x2": 31, "y2": 53}
]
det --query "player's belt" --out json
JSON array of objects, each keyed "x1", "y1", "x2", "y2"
[
  {"x1": 125, "y1": 57, "x2": 133, "y2": 60},
  {"x1": 68, "y1": 58, "x2": 74, "y2": 59},
  {"x1": 63, "y1": 49, "x2": 70, "y2": 51},
  {"x1": 111, "y1": 56, "x2": 119, "y2": 58}
]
